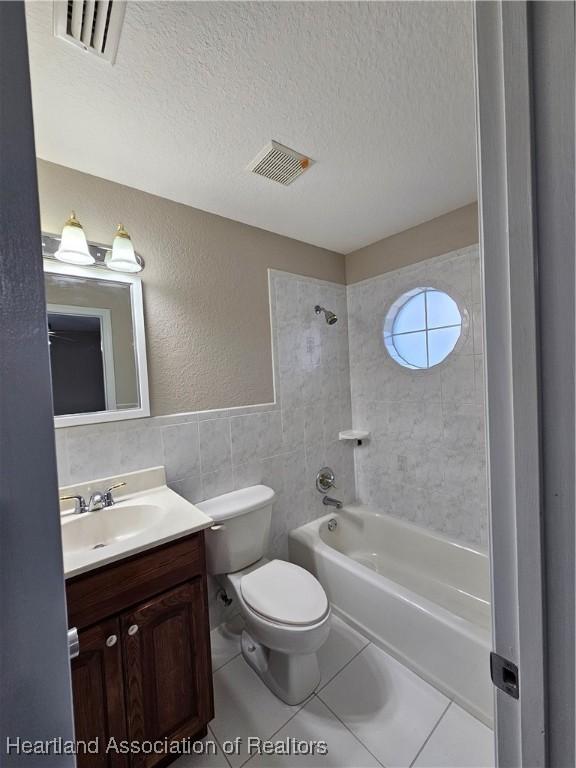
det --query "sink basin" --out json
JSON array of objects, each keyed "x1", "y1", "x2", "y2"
[
  {"x1": 59, "y1": 469, "x2": 214, "y2": 578},
  {"x1": 61, "y1": 503, "x2": 167, "y2": 555}
]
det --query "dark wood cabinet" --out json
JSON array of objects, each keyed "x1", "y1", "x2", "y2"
[
  {"x1": 67, "y1": 532, "x2": 213, "y2": 768},
  {"x1": 122, "y1": 580, "x2": 212, "y2": 767},
  {"x1": 71, "y1": 619, "x2": 128, "y2": 768}
]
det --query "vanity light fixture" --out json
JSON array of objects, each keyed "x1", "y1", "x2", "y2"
[
  {"x1": 54, "y1": 212, "x2": 94, "y2": 266},
  {"x1": 106, "y1": 224, "x2": 142, "y2": 273}
]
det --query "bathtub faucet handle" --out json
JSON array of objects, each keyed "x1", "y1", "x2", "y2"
[{"x1": 316, "y1": 467, "x2": 336, "y2": 493}]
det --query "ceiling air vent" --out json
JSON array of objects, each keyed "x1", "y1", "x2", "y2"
[
  {"x1": 53, "y1": 0, "x2": 126, "y2": 65},
  {"x1": 248, "y1": 141, "x2": 314, "y2": 186}
]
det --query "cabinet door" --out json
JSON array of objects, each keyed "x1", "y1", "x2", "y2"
[
  {"x1": 122, "y1": 579, "x2": 213, "y2": 767},
  {"x1": 71, "y1": 618, "x2": 128, "y2": 768}
]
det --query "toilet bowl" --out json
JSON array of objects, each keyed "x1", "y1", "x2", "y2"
[
  {"x1": 225, "y1": 559, "x2": 331, "y2": 704},
  {"x1": 197, "y1": 486, "x2": 331, "y2": 704}
]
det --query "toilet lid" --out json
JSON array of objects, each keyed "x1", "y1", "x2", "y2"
[{"x1": 241, "y1": 560, "x2": 329, "y2": 626}]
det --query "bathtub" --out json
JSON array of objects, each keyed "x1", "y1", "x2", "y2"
[{"x1": 288, "y1": 505, "x2": 493, "y2": 725}]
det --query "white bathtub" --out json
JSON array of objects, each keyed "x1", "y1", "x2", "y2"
[{"x1": 288, "y1": 505, "x2": 493, "y2": 725}]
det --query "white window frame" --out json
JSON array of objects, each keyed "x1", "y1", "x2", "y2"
[{"x1": 383, "y1": 286, "x2": 464, "y2": 370}]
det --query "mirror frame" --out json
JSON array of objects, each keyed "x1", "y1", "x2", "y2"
[{"x1": 43, "y1": 260, "x2": 150, "y2": 428}]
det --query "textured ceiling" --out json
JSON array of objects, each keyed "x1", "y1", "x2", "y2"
[{"x1": 25, "y1": 1, "x2": 476, "y2": 254}]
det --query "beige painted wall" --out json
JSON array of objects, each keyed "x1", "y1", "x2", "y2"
[
  {"x1": 345, "y1": 203, "x2": 478, "y2": 283},
  {"x1": 37, "y1": 160, "x2": 345, "y2": 416}
]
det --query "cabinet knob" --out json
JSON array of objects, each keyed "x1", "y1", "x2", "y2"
[
  {"x1": 127, "y1": 624, "x2": 139, "y2": 636},
  {"x1": 105, "y1": 634, "x2": 117, "y2": 648}
]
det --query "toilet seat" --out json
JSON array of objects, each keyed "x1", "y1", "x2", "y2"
[{"x1": 240, "y1": 560, "x2": 329, "y2": 626}]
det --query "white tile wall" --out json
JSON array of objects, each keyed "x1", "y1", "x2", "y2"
[
  {"x1": 55, "y1": 270, "x2": 355, "y2": 626},
  {"x1": 347, "y1": 246, "x2": 488, "y2": 546}
]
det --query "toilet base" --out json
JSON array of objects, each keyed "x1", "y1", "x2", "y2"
[{"x1": 241, "y1": 630, "x2": 320, "y2": 705}]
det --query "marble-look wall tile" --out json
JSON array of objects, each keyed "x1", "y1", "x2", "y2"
[
  {"x1": 118, "y1": 426, "x2": 163, "y2": 474},
  {"x1": 230, "y1": 411, "x2": 283, "y2": 465},
  {"x1": 54, "y1": 429, "x2": 70, "y2": 486},
  {"x1": 168, "y1": 474, "x2": 203, "y2": 505},
  {"x1": 440, "y1": 355, "x2": 476, "y2": 403},
  {"x1": 199, "y1": 418, "x2": 232, "y2": 475},
  {"x1": 201, "y1": 470, "x2": 234, "y2": 501},
  {"x1": 348, "y1": 246, "x2": 488, "y2": 547},
  {"x1": 161, "y1": 421, "x2": 200, "y2": 482},
  {"x1": 280, "y1": 406, "x2": 305, "y2": 452},
  {"x1": 66, "y1": 423, "x2": 120, "y2": 483},
  {"x1": 472, "y1": 302, "x2": 484, "y2": 354},
  {"x1": 282, "y1": 449, "x2": 307, "y2": 495}
]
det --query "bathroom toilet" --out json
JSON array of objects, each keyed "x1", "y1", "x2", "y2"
[{"x1": 197, "y1": 485, "x2": 331, "y2": 705}]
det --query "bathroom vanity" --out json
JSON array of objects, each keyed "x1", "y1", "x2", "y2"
[{"x1": 60, "y1": 468, "x2": 214, "y2": 768}]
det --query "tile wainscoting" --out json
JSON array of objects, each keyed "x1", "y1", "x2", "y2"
[
  {"x1": 54, "y1": 270, "x2": 355, "y2": 626},
  {"x1": 347, "y1": 245, "x2": 488, "y2": 546}
]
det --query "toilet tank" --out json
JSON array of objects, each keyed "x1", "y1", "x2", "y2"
[{"x1": 197, "y1": 485, "x2": 275, "y2": 574}]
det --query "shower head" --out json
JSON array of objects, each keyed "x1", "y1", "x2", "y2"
[{"x1": 315, "y1": 305, "x2": 338, "y2": 325}]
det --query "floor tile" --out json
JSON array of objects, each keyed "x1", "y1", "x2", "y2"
[
  {"x1": 317, "y1": 615, "x2": 370, "y2": 689},
  {"x1": 210, "y1": 655, "x2": 301, "y2": 767},
  {"x1": 319, "y1": 644, "x2": 449, "y2": 768},
  {"x1": 172, "y1": 728, "x2": 231, "y2": 768},
  {"x1": 211, "y1": 615, "x2": 244, "y2": 671},
  {"x1": 246, "y1": 696, "x2": 380, "y2": 768},
  {"x1": 412, "y1": 703, "x2": 494, "y2": 768}
]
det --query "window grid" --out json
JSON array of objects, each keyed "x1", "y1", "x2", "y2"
[{"x1": 389, "y1": 288, "x2": 461, "y2": 369}]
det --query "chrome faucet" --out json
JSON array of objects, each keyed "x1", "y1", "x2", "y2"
[
  {"x1": 316, "y1": 467, "x2": 343, "y2": 509},
  {"x1": 87, "y1": 490, "x2": 107, "y2": 512},
  {"x1": 88, "y1": 482, "x2": 126, "y2": 511},
  {"x1": 59, "y1": 494, "x2": 88, "y2": 515},
  {"x1": 60, "y1": 482, "x2": 126, "y2": 514}
]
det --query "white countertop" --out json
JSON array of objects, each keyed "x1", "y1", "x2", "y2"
[{"x1": 60, "y1": 467, "x2": 213, "y2": 579}]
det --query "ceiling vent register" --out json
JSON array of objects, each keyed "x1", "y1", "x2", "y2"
[
  {"x1": 53, "y1": 0, "x2": 126, "y2": 64},
  {"x1": 248, "y1": 141, "x2": 313, "y2": 186}
]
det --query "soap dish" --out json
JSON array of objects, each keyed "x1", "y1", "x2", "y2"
[{"x1": 339, "y1": 430, "x2": 370, "y2": 446}]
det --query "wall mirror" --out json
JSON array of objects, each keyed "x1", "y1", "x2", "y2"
[{"x1": 43, "y1": 260, "x2": 149, "y2": 427}]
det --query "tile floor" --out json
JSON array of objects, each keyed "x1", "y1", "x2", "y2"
[{"x1": 174, "y1": 614, "x2": 494, "y2": 768}]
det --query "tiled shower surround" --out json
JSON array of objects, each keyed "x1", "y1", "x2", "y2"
[
  {"x1": 55, "y1": 251, "x2": 487, "y2": 623},
  {"x1": 55, "y1": 271, "x2": 354, "y2": 626},
  {"x1": 347, "y1": 245, "x2": 488, "y2": 546}
]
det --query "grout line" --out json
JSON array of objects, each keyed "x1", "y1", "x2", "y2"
[
  {"x1": 408, "y1": 700, "x2": 452, "y2": 768},
  {"x1": 317, "y1": 639, "x2": 371, "y2": 692},
  {"x1": 258, "y1": 695, "x2": 310, "y2": 739},
  {"x1": 228, "y1": 417, "x2": 234, "y2": 474},
  {"x1": 318, "y1": 695, "x2": 387, "y2": 768},
  {"x1": 211, "y1": 653, "x2": 309, "y2": 768},
  {"x1": 239, "y1": 697, "x2": 309, "y2": 768},
  {"x1": 209, "y1": 730, "x2": 236, "y2": 768},
  {"x1": 207, "y1": 725, "x2": 233, "y2": 768},
  {"x1": 211, "y1": 649, "x2": 242, "y2": 675}
]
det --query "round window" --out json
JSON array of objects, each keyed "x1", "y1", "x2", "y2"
[{"x1": 384, "y1": 288, "x2": 462, "y2": 369}]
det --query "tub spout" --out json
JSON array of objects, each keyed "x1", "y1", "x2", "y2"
[{"x1": 323, "y1": 495, "x2": 343, "y2": 509}]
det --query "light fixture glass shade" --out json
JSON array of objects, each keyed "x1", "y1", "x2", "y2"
[
  {"x1": 54, "y1": 212, "x2": 94, "y2": 265},
  {"x1": 107, "y1": 224, "x2": 142, "y2": 273}
]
